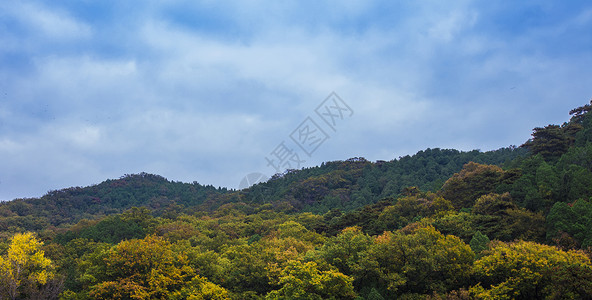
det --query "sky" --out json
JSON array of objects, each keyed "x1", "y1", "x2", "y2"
[{"x1": 1, "y1": 0, "x2": 591, "y2": 200}]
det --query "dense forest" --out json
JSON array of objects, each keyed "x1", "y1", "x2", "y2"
[{"x1": 1, "y1": 101, "x2": 592, "y2": 299}]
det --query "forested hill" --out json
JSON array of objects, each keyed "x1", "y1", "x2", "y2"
[
  {"x1": 0, "y1": 173, "x2": 228, "y2": 230},
  {"x1": 0, "y1": 147, "x2": 524, "y2": 231},
  {"x1": 226, "y1": 147, "x2": 526, "y2": 213},
  {"x1": 2, "y1": 101, "x2": 592, "y2": 299},
  {"x1": 1, "y1": 99, "x2": 590, "y2": 232}
]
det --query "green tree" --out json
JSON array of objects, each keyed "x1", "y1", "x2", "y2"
[
  {"x1": 317, "y1": 227, "x2": 372, "y2": 274},
  {"x1": 472, "y1": 193, "x2": 545, "y2": 242},
  {"x1": 532, "y1": 162, "x2": 560, "y2": 210},
  {"x1": 377, "y1": 192, "x2": 454, "y2": 231},
  {"x1": 561, "y1": 165, "x2": 592, "y2": 202},
  {"x1": 440, "y1": 162, "x2": 511, "y2": 209},
  {"x1": 521, "y1": 124, "x2": 578, "y2": 161},
  {"x1": 366, "y1": 288, "x2": 385, "y2": 300},
  {"x1": 569, "y1": 100, "x2": 592, "y2": 124},
  {"x1": 547, "y1": 199, "x2": 592, "y2": 248},
  {"x1": 432, "y1": 212, "x2": 476, "y2": 243},
  {"x1": 469, "y1": 231, "x2": 490, "y2": 255},
  {"x1": 220, "y1": 243, "x2": 274, "y2": 295},
  {"x1": 359, "y1": 226, "x2": 474, "y2": 297}
]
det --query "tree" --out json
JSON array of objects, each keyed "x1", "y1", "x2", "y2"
[
  {"x1": 220, "y1": 243, "x2": 274, "y2": 295},
  {"x1": 377, "y1": 192, "x2": 454, "y2": 231},
  {"x1": 78, "y1": 215, "x2": 146, "y2": 244},
  {"x1": 573, "y1": 102, "x2": 592, "y2": 146},
  {"x1": 359, "y1": 226, "x2": 474, "y2": 297},
  {"x1": 532, "y1": 162, "x2": 560, "y2": 210},
  {"x1": 0, "y1": 232, "x2": 56, "y2": 300},
  {"x1": 169, "y1": 276, "x2": 229, "y2": 300},
  {"x1": 432, "y1": 212, "x2": 476, "y2": 243},
  {"x1": 471, "y1": 240, "x2": 592, "y2": 299},
  {"x1": 276, "y1": 221, "x2": 325, "y2": 245},
  {"x1": 521, "y1": 124, "x2": 579, "y2": 161},
  {"x1": 440, "y1": 162, "x2": 511, "y2": 209},
  {"x1": 472, "y1": 193, "x2": 545, "y2": 242},
  {"x1": 82, "y1": 235, "x2": 222, "y2": 299},
  {"x1": 316, "y1": 227, "x2": 373, "y2": 279},
  {"x1": 561, "y1": 165, "x2": 592, "y2": 202},
  {"x1": 547, "y1": 199, "x2": 592, "y2": 248},
  {"x1": 366, "y1": 288, "x2": 385, "y2": 300},
  {"x1": 568, "y1": 100, "x2": 592, "y2": 124},
  {"x1": 469, "y1": 231, "x2": 490, "y2": 255},
  {"x1": 265, "y1": 260, "x2": 356, "y2": 300}
]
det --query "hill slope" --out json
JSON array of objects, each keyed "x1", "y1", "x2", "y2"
[{"x1": 1, "y1": 147, "x2": 525, "y2": 231}]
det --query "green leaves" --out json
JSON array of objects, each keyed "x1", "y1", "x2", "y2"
[
  {"x1": 440, "y1": 162, "x2": 512, "y2": 209},
  {"x1": 469, "y1": 231, "x2": 490, "y2": 255},
  {"x1": 357, "y1": 226, "x2": 474, "y2": 297},
  {"x1": 547, "y1": 199, "x2": 592, "y2": 248},
  {"x1": 317, "y1": 227, "x2": 372, "y2": 277}
]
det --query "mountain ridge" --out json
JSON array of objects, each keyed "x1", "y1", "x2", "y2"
[{"x1": 0, "y1": 146, "x2": 525, "y2": 232}]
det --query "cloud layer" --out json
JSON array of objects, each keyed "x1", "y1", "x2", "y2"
[{"x1": 1, "y1": 0, "x2": 591, "y2": 200}]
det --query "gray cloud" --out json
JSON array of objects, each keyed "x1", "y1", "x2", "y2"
[{"x1": 0, "y1": 0, "x2": 591, "y2": 200}]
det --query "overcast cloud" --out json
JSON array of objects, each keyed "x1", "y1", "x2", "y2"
[{"x1": 1, "y1": 0, "x2": 591, "y2": 200}]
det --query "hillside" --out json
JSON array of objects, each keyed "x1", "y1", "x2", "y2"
[
  {"x1": 0, "y1": 173, "x2": 227, "y2": 231},
  {"x1": 0, "y1": 147, "x2": 525, "y2": 233},
  {"x1": 1, "y1": 100, "x2": 592, "y2": 299}
]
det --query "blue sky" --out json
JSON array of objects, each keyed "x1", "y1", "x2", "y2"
[{"x1": 1, "y1": 0, "x2": 591, "y2": 200}]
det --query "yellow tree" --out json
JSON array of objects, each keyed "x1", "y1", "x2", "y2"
[
  {"x1": 265, "y1": 260, "x2": 357, "y2": 300},
  {"x1": 85, "y1": 235, "x2": 228, "y2": 300},
  {"x1": 471, "y1": 240, "x2": 592, "y2": 299},
  {"x1": 0, "y1": 232, "x2": 54, "y2": 300},
  {"x1": 88, "y1": 235, "x2": 190, "y2": 299}
]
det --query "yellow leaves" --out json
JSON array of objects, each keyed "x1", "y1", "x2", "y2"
[
  {"x1": 267, "y1": 260, "x2": 356, "y2": 300},
  {"x1": 90, "y1": 279, "x2": 150, "y2": 300},
  {"x1": 184, "y1": 276, "x2": 230, "y2": 300},
  {"x1": 374, "y1": 231, "x2": 393, "y2": 244},
  {"x1": 0, "y1": 232, "x2": 55, "y2": 299},
  {"x1": 273, "y1": 221, "x2": 326, "y2": 246},
  {"x1": 469, "y1": 283, "x2": 513, "y2": 300},
  {"x1": 472, "y1": 240, "x2": 592, "y2": 298},
  {"x1": 8, "y1": 232, "x2": 46, "y2": 265},
  {"x1": 34, "y1": 269, "x2": 50, "y2": 285},
  {"x1": 88, "y1": 235, "x2": 204, "y2": 299}
]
